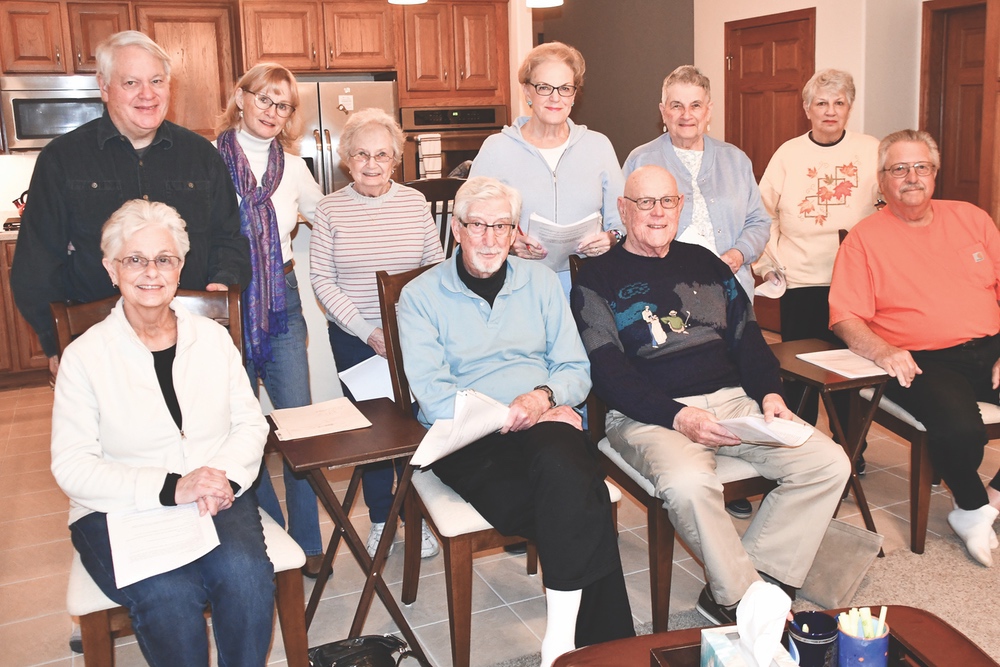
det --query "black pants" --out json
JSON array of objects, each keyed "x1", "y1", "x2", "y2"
[
  {"x1": 780, "y1": 286, "x2": 851, "y2": 427},
  {"x1": 432, "y1": 421, "x2": 634, "y2": 646},
  {"x1": 882, "y1": 334, "x2": 1000, "y2": 509}
]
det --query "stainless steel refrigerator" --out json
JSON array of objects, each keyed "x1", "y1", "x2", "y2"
[{"x1": 295, "y1": 76, "x2": 398, "y2": 194}]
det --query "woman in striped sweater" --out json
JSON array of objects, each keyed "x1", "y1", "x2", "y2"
[{"x1": 310, "y1": 108, "x2": 444, "y2": 558}]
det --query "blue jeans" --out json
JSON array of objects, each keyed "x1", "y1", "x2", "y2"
[
  {"x1": 248, "y1": 272, "x2": 323, "y2": 556},
  {"x1": 70, "y1": 491, "x2": 275, "y2": 667},
  {"x1": 327, "y1": 322, "x2": 406, "y2": 523}
]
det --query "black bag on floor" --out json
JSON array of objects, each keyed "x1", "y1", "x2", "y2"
[{"x1": 308, "y1": 635, "x2": 411, "y2": 667}]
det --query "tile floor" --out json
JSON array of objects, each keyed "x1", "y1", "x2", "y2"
[{"x1": 2, "y1": 380, "x2": 999, "y2": 667}]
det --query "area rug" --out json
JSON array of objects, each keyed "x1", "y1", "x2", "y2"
[{"x1": 491, "y1": 531, "x2": 1000, "y2": 666}]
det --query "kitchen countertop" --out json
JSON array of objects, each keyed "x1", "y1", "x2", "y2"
[{"x1": 0, "y1": 231, "x2": 17, "y2": 241}]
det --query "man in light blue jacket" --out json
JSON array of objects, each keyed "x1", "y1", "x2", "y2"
[{"x1": 397, "y1": 177, "x2": 634, "y2": 665}]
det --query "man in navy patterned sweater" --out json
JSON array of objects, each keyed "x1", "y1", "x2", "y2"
[{"x1": 571, "y1": 165, "x2": 849, "y2": 624}]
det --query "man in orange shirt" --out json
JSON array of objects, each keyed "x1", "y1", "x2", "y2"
[{"x1": 829, "y1": 129, "x2": 1000, "y2": 567}]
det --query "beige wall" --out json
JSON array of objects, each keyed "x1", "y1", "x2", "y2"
[{"x1": 693, "y1": 0, "x2": 921, "y2": 143}]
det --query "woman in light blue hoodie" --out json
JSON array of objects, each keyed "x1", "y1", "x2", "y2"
[{"x1": 471, "y1": 42, "x2": 624, "y2": 295}]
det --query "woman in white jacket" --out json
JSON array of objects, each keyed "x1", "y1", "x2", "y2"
[{"x1": 51, "y1": 199, "x2": 274, "y2": 667}]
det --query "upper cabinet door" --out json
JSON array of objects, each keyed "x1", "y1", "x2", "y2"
[
  {"x1": 0, "y1": 1, "x2": 68, "y2": 73},
  {"x1": 452, "y1": 3, "x2": 498, "y2": 92},
  {"x1": 135, "y1": 4, "x2": 235, "y2": 138},
  {"x1": 403, "y1": 3, "x2": 451, "y2": 92},
  {"x1": 67, "y1": 3, "x2": 131, "y2": 73},
  {"x1": 324, "y1": 2, "x2": 395, "y2": 70},
  {"x1": 242, "y1": 2, "x2": 321, "y2": 71}
]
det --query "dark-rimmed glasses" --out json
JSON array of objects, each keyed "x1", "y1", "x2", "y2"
[
  {"x1": 458, "y1": 220, "x2": 516, "y2": 238},
  {"x1": 624, "y1": 195, "x2": 681, "y2": 211},
  {"x1": 244, "y1": 89, "x2": 296, "y2": 118},
  {"x1": 527, "y1": 82, "x2": 578, "y2": 97}
]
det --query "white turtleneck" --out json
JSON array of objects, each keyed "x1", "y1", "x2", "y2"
[{"x1": 232, "y1": 129, "x2": 324, "y2": 263}]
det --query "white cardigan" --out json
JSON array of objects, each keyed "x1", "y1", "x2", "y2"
[{"x1": 51, "y1": 299, "x2": 268, "y2": 524}]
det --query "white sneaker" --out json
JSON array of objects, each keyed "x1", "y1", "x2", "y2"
[
  {"x1": 366, "y1": 521, "x2": 394, "y2": 558},
  {"x1": 420, "y1": 521, "x2": 440, "y2": 559}
]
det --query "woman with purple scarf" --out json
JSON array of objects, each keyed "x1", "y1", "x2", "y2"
[{"x1": 216, "y1": 63, "x2": 326, "y2": 577}]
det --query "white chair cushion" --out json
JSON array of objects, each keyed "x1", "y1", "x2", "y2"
[
  {"x1": 598, "y1": 436, "x2": 763, "y2": 502},
  {"x1": 859, "y1": 388, "x2": 1000, "y2": 431},
  {"x1": 411, "y1": 468, "x2": 621, "y2": 539},
  {"x1": 67, "y1": 507, "x2": 305, "y2": 616}
]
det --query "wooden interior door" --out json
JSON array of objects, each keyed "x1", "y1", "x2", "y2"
[
  {"x1": 724, "y1": 9, "x2": 814, "y2": 333},
  {"x1": 724, "y1": 8, "x2": 815, "y2": 182},
  {"x1": 921, "y1": 1, "x2": 987, "y2": 205}
]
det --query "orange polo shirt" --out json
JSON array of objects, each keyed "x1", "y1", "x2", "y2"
[{"x1": 829, "y1": 200, "x2": 1000, "y2": 351}]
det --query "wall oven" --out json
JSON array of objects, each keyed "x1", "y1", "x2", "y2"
[
  {"x1": 399, "y1": 105, "x2": 507, "y2": 182},
  {"x1": 1, "y1": 75, "x2": 104, "y2": 152}
]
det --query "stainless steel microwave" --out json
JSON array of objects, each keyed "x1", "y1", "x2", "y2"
[{"x1": 1, "y1": 75, "x2": 104, "y2": 151}]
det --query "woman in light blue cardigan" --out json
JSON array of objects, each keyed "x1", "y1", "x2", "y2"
[
  {"x1": 623, "y1": 65, "x2": 770, "y2": 301},
  {"x1": 471, "y1": 41, "x2": 624, "y2": 295}
]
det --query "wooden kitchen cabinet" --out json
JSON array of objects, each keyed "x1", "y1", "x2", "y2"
[
  {"x1": 0, "y1": 1, "x2": 69, "y2": 73},
  {"x1": 241, "y1": 2, "x2": 321, "y2": 71},
  {"x1": 324, "y1": 1, "x2": 394, "y2": 70},
  {"x1": 0, "y1": 240, "x2": 48, "y2": 384},
  {"x1": 67, "y1": 2, "x2": 131, "y2": 73},
  {"x1": 135, "y1": 3, "x2": 236, "y2": 138},
  {"x1": 241, "y1": 0, "x2": 396, "y2": 72},
  {"x1": 401, "y1": 0, "x2": 508, "y2": 107}
]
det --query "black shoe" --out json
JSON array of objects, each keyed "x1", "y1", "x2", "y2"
[
  {"x1": 302, "y1": 553, "x2": 330, "y2": 579},
  {"x1": 856, "y1": 454, "x2": 867, "y2": 477},
  {"x1": 696, "y1": 586, "x2": 739, "y2": 626},
  {"x1": 69, "y1": 627, "x2": 83, "y2": 654},
  {"x1": 504, "y1": 542, "x2": 528, "y2": 555},
  {"x1": 725, "y1": 498, "x2": 753, "y2": 519}
]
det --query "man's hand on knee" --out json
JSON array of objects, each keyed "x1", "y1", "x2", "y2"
[
  {"x1": 761, "y1": 393, "x2": 793, "y2": 422},
  {"x1": 537, "y1": 405, "x2": 583, "y2": 430},
  {"x1": 672, "y1": 406, "x2": 741, "y2": 447},
  {"x1": 502, "y1": 390, "x2": 551, "y2": 433}
]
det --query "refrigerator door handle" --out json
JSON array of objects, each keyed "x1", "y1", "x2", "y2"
[
  {"x1": 324, "y1": 129, "x2": 335, "y2": 193},
  {"x1": 312, "y1": 129, "x2": 324, "y2": 192}
]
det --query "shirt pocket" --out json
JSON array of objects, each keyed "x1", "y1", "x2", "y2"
[
  {"x1": 959, "y1": 242, "x2": 995, "y2": 289},
  {"x1": 67, "y1": 180, "x2": 125, "y2": 244},
  {"x1": 163, "y1": 180, "x2": 212, "y2": 234}
]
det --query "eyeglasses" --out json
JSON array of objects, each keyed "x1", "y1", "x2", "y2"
[
  {"x1": 458, "y1": 220, "x2": 516, "y2": 238},
  {"x1": 527, "y1": 81, "x2": 578, "y2": 97},
  {"x1": 883, "y1": 162, "x2": 936, "y2": 178},
  {"x1": 115, "y1": 255, "x2": 183, "y2": 272},
  {"x1": 350, "y1": 150, "x2": 394, "y2": 164},
  {"x1": 244, "y1": 89, "x2": 296, "y2": 118},
  {"x1": 624, "y1": 195, "x2": 681, "y2": 211}
]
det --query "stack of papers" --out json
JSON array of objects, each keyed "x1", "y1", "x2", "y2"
[
  {"x1": 271, "y1": 397, "x2": 372, "y2": 440},
  {"x1": 524, "y1": 212, "x2": 602, "y2": 272},
  {"x1": 410, "y1": 390, "x2": 510, "y2": 467},
  {"x1": 795, "y1": 349, "x2": 888, "y2": 379},
  {"x1": 718, "y1": 415, "x2": 813, "y2": 447}
]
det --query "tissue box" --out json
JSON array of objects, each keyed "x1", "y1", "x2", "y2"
[{"x1": 700, "y1": 627, "x2": 797, "y2": 667}]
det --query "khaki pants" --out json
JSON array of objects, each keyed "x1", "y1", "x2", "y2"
[{"x1": 606, "y1": 386, "x2": 850, "y2": 606}]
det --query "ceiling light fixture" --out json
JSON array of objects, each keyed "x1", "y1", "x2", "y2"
[{"x1": 526, "y1": 0, "x2": 564, "y2": 7}]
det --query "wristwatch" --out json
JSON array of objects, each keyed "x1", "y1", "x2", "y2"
[
  {"x1": 533, "y1": 384, "x2": 557, "y2": 409},
  {"x1": 609, "y1": 229, "x2": 624, "y2": 245}
]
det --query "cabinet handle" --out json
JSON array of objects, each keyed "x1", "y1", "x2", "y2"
[
  {"x1": 77, "y1": 51, "x2": 82, "y2": 65},
  {"x1": 312, "y1": 45, "x2": 317, "y2": 60},
  {"x1": 329, "y1": 46, "x2": 334, "y2": 61},
  {"x1": 460, "y1": 69, "x2": 465, "y2": 79},
  {"x1": 444, "y1": 70, "x2": 448, "y2": 81},
  {"x1": 55, "y1": 47, "x2": 61, "y2": 64}
]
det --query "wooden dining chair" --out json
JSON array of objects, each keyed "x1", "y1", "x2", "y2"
[
  {"x1": 568, "y1": 255, "x2": 778, "y2": 631},
  {"x1": 51, "y1": 288, "x2": 309, "y2": 667},
  {"x1": 376, "y1": 265, "x2": 620, "y2": 667},
  {"x1": 403, "y1": 177, "x2": 465, "y2": 258}
]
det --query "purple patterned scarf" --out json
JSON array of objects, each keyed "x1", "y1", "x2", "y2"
[{"x1": 217, "y1": 128, "x2": 287, "y2": 380}]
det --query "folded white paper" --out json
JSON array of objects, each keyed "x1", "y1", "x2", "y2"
[
  {"x1": 796, "y1": 349, "x2": 889, "y2": 379},
  {"x1": 338, "y1": 355, "x2": 414, "y2": 403},
  {"x1": 718, "y1": 415, "x2": 813, "y2": 447},
  {"x1": 410, "y1": 389, "x2": 510, "y2": 467},
  {"x1": 271, "y1": 397, "x2": 372, "y2": 440},
  {"x1": 107, "y1": 503, "x2": 220, "y2": 588},
  {"x1": 524, "y1": 211, "x2": 603, "y2": 272},
  {"x1": 754, "y1": 272, "x2": 786, "y2": 299}
]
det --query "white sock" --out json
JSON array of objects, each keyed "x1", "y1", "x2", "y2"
[
  {"x1": 947, "y1": 505, "x2": 1000, "y2": 567},
  {"x1": 539, "y1": 588, "x2": 582, "y2": 667}
]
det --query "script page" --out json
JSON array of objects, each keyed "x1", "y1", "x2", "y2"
[
  {"x1": 525, "y1": 212, "x2": 602, "y2": 272},
  {"x1": 410, "y1": 390, "x2": 511, "y2": 467}
]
